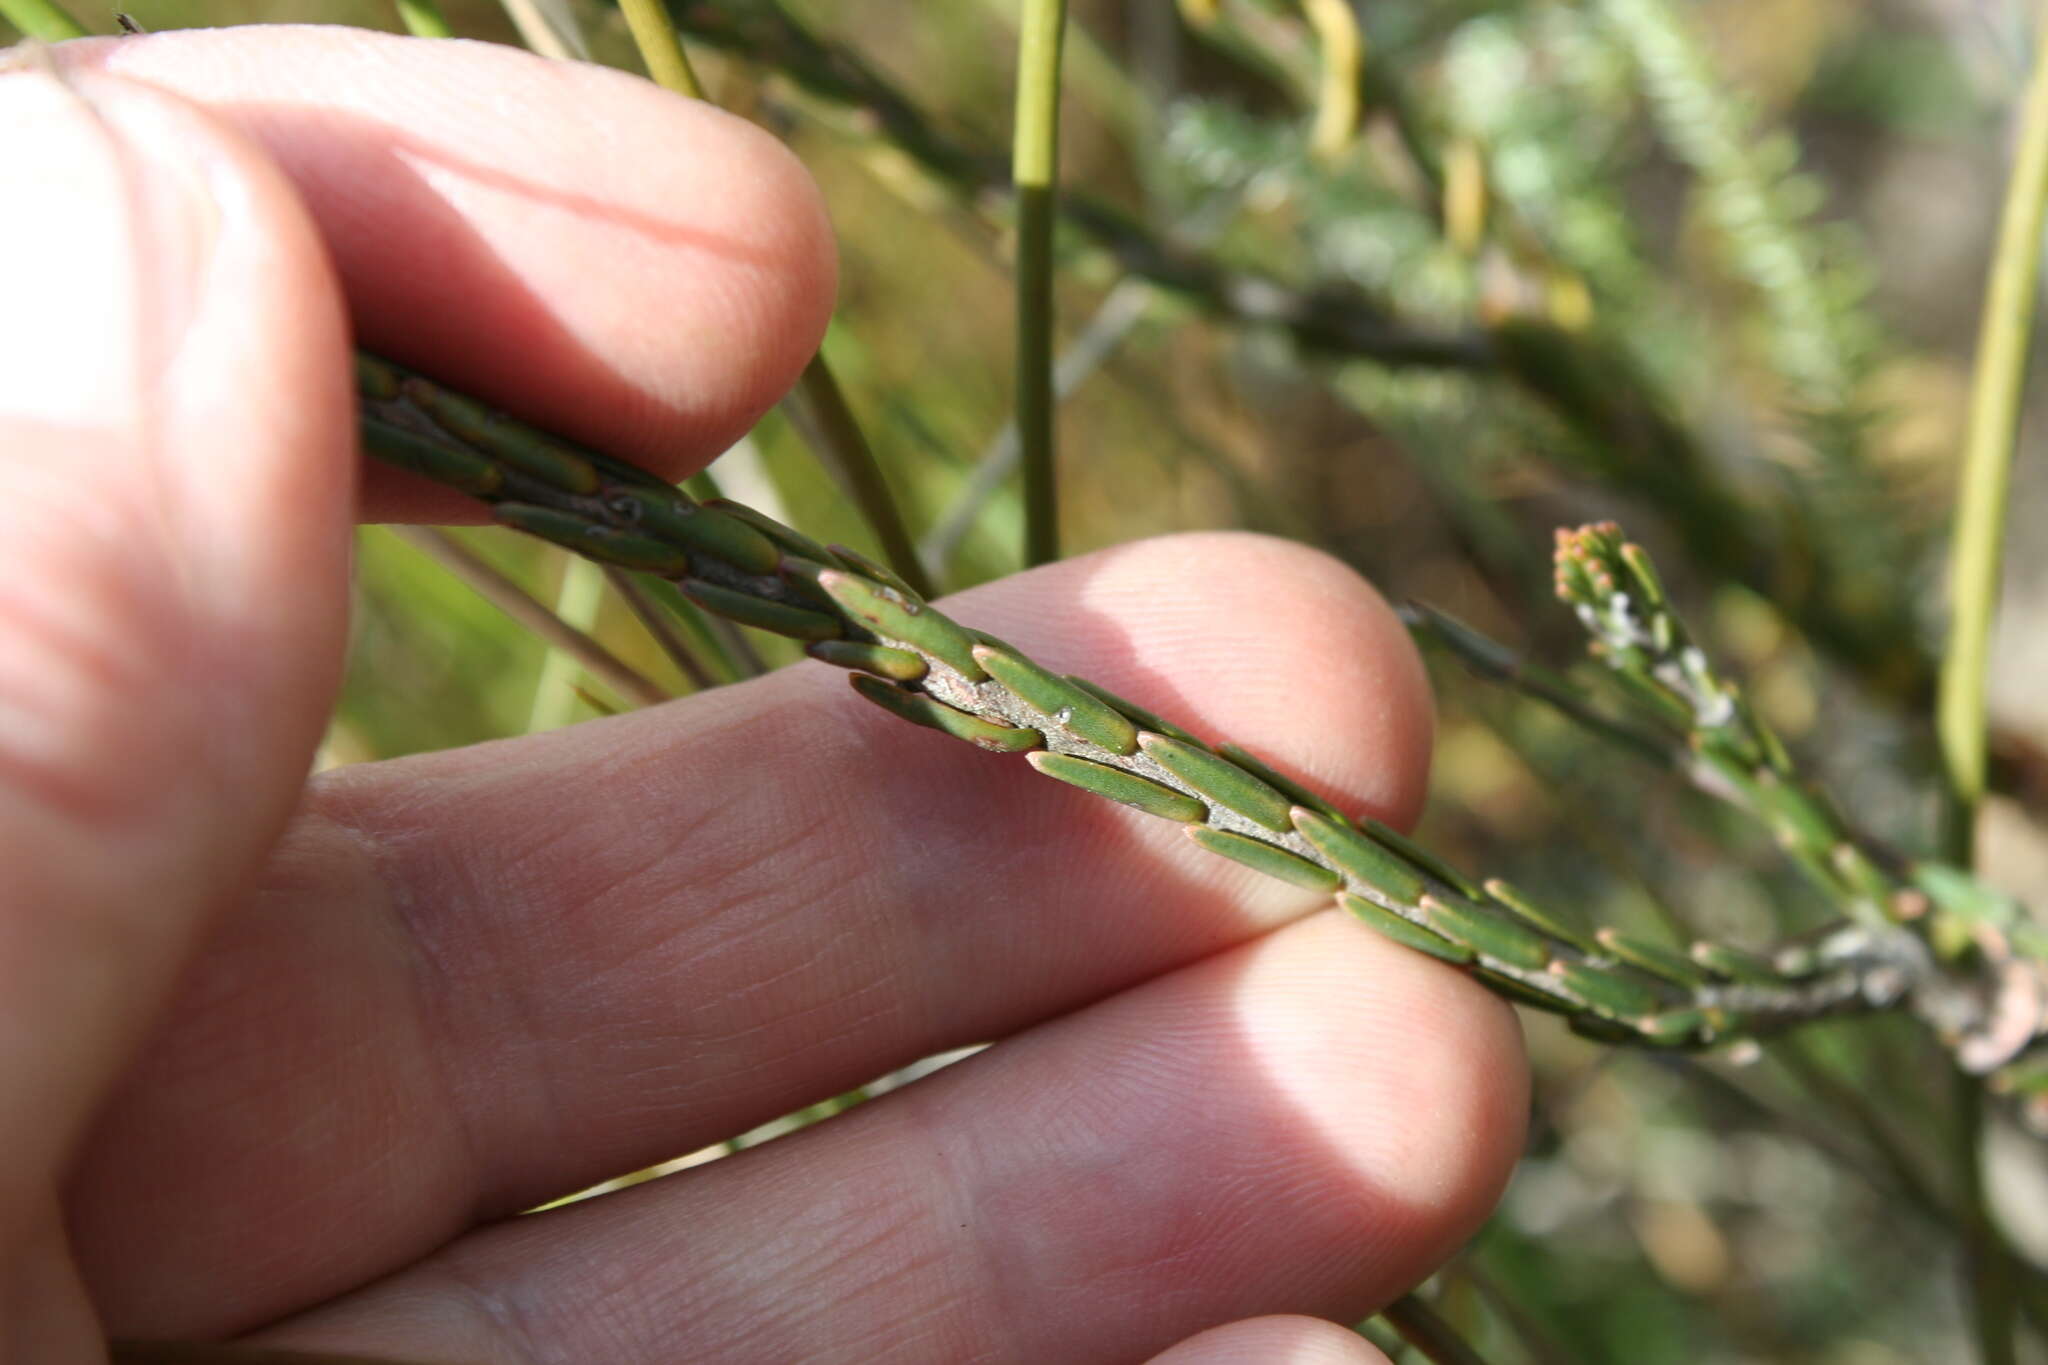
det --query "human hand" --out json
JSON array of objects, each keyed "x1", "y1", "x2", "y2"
[{"x1": 2, "y1": 29, "x2": 1526, "y2": 1363}]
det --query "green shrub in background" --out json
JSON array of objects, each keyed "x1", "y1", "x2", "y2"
[{"x1": 16, "y1": 0, "x2": 2048, "y2": 1360}]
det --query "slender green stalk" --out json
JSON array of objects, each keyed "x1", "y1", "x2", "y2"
[
  {"x1": 0, "y1": 0, "x2": 84, "y2": 39},
  {"x1": 604, "y1": 568, "x2": 721, "y2": 691},
  {"x1": 1939, "y1": 14, "x2": 2048, "y2": 864},
  {"x1": 1935, "y1": 35, "x2": 2048, "y2": 1355},
  {"x1": 1012, "y1": 0, "x2": 1066, "y2": 567},
  {"x1": 1300, "y1": 0, "x2": 1361, "y2": 161},
  {"x1": 392, "y1": 0, "x2": 452, "y2": 38},
  {"x1": 526, "y1": 553, "x2": 608, "y2": 730},
  {"x1": 784, "y1": 355, "x2": 933, "y2": 597},
  {"x1": 618, "y1": 0, "x2": 705, "y2": 97},
  {"x1": 1770, "y1": 1036, "x2": 1950, "y2": 1227},
  {"x1": 1377, "y1": 1292, "x2": 1492, "y2": 1365},
  {"x1": 1957, "y1": 1068, "x2": 2018, "y2": 1365},
  {"x1": 1462, "y1": 1264, "x2": 1577, "y2": 1365},
  {"x1": 495, "y1": 0, "x2": 585, "y2": 60},
  {"x1": 922, "y1": 277, "x2": 1150, "y2": 576},
  {"x1": 1401, "y1": 602, "x2": 1669, "y2": 768},
  {"x1": 391, "y1": 527, "x2": 668, "y2": 711}
]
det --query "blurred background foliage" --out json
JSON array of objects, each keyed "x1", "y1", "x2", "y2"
[{"x1": 17, "y1": 0, "x2": 2048, "y2": 1359}]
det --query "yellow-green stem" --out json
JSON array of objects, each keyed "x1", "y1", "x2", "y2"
[
  {"x1": 1377, "y1": 1292, "x2": 1492, "y2": 1365},
  {"x1": 1939, "y1": 14, "x2": 2048, "y2": 863},
  {"x1": 0, "y1": 0, "x2": 84, "y2": 39},
  {"x1": 393, "y1": 0, "x2": 452, "y2": 38},
  {"x1": 1013, "y1": 0, "x2": 1066, "y2": 567},
  {"x1": 494, "y1": 0, "x2": 586, "y2": 61},
  {"x1": 393, "y1": 528, "x2": 667, "y2": 710},
  {"x1": 618, "y1": 0, "x2": 704, "y2": 98},
  {"x1": 786, "y1": 355, "x2": 934, "y2": 598},
  {"x1": 1301, "y1": 0, "x2": 1362, "y2": 161},
  {"x1": 604, "y1": 569, "x2": 723, "y2": 690},
  {"x1": 527, "y1": 553, "x2": 608, "y2": 730}
]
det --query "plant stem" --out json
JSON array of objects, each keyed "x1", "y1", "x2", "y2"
[
  {"x1": 1300, "y1": 0, "x2": 1362, "y2": 161},
  {"x1": 1401, "y1": 602, "x2": 1670, "y2": 768},
  {"x1": 392, "y1": 528, "x2": 668, "y2": 711},
  {"x1": 361, "y1": 350, "x2": 2048, "y2": 1071},
  {"x1": 1935, "y1": 25, "x2": 2048, "y2": 1358},
  {"x1": 604, "y1": 569, "x2": 722, "y2": 690},
  {"x1": 1957, "y1": 1067, "x2": 2018, "y2": 1365},
  {"x1": 1378, "y1": 1292, "x2": 1492, "y2": 1365},
  {"x1": 526, "y1": 553, "x2": 608, "y2": 729},
  {"x1": 618, "y1": 0, "x2": 705, "y2": 97},
  {"x1": 1939, "y1": 12, "x2": 2048, "y2": 864},
  {"x1": 783, "y1": 354, "x2": 933, "y2": 597},
  {"x1": 494, "y1": 0, "x2": 586, "y2": 61},
  {"x1": 392, "y1": 0, "x2": 452, "y2": 38},
  {"x1": 0, "y1": 0, "x2": 83, "y2": 39},
  {"x1": 1013, "y1": 0, "x2": 1066, "y2": 567},
  {"x1": 922, "y1": 277, "x2": 1151, "y2": 576}
]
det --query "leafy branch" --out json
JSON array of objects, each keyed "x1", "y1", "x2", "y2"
[{"x1": 356, "y1": 351, "x2": 2046, "y2": 1078}]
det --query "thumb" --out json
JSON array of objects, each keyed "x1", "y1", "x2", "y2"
[{"x1": 0, "y1": 60, "x2": 352, "y2": 1251}]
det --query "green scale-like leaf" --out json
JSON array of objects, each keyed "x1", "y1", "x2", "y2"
[
  {"x1": 1185, "y1": 827, "x2": 1341, "y2": 892},
  {"x1": 809, "y1": 640, "x2": 929, "y2": 682},
  {"x1": 1063, "y1": 676, "x2": 1204, "y2": 745},
  {"x1": 1364, "y1": 819, "x2": 1485, "y2": 899},
  {"x1": 1691, "y1": 940, "x2": 1781, "y2": 985},
  {"x1": 972, "y1": 646, "x2": 1138, "y2": 755},
  {"x1": 403, "y1": 378, "x2": 600, "y2": 495},
  {"x1": 850, "y1": 676, "x2": 1042, "y2": 752},
  {"x1": 821, "y1": 571, "x2": 987, "y2": 681},
  {"x1": 1596, "y1": 928, "x2": 1710, "y2": 986},
  {"x1": 1338, "y1": 892, "x2": 1473, "y2": 964},
  {"x1": 683, "y1": 579, "x2": 841, "y2": 641},
  {"x1": 1484, "y1": 878, "x2": 1600, "y2": 956},
  {"x1": 1027, "y1": 752, "x2": 1208, "y2": 822},
  {"x1": 360, "y1": 417, "x2": 505, "y2": 498},
  {"x1": 829, "y1": 543, "x2": 923, "y2": 603},
  {"x1": 1472, "y1": 966, "x2": 1580, "y2": 1016},
  {"x1": 1292, "y1": 809, "x2": 1425, "y2": 903},
  {"x1": 1548, "y1": 959, "x2": 1666, "y2": 1020},
  {"x1": 1421, "y1": 895, "x2": 1554, "y2": 971},
  {"x1": 493, "y1": 504, "x2": 691, "y2": 575},
  {"x1": 1635, "y1": 1009, "x2": 1713, "y2": 1047},
  {"x1": 604, "y1": 487, "x2": 782, "y2": 575},
  {"x1": 1140, "y1": 733, "x2": 1293, "y2": 832},
  {"x1": 706, "y1": 498, "x2": 841, "y2": 566},
  {"x1": 1217, "y1": 744, "x2": 1345, "y2": 821}
]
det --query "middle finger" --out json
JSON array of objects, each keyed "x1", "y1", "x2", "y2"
[{"x1": 74, "y1": 531, "x2": 1435, "y2": 1336}]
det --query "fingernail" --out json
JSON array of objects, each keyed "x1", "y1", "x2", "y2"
[{"x1": 0, "y1": 69, "x2": 219, "y2": 433}]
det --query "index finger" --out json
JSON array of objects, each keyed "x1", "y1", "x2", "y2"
[{"x1": 56, "y1": 27, "x2": 839, "y2": 521}]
